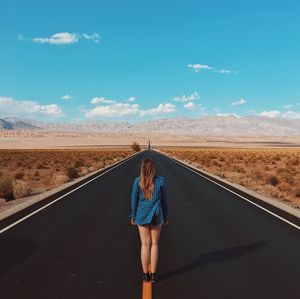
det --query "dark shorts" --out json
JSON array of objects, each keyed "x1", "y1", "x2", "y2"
[{"x1": 150, "y1": 207, "x2": 164, "y2": 225}]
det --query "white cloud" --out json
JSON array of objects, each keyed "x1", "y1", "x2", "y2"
[
  {"x1": 183, "y1": 102, "x2": 196, "y2": 110},
  {"x1": 91, "y1": 97, "x2": 116, "y2": 104},
  {"x1": 259, "y1": 110, "x2": 281, "y2": 118},
  {"x1": 85, "y1": 103, "x2": 139, "y2": 117},
  {"x1": 126, "y1": 96, "x2": 136, "y2": 102},
  {"x1": 283, "y1": 104, "x2": 293, "y2": 109},
  {"x1": 282, "y1": 110, "x2": 300, "y2": 119},
  {"x1": 33, "y1": 32, "x2": 79, "y2": 44},
  {"x1": 257, "y1": 110, "x2": 300, "y2": 119},
  {"x1": 0, "y1": 96, "x2": 62, "y2": 117},
  {"x1": 187, "y1": 64, "x2": 214, "y2": 72},
  {"x1": 139, "y1": 103, "x2": 176, "y2": 116},
  {"x1": 231, "y1": 98, "x2": 247, "y2": 106},
  {"x1": 85, "y1": 95, "x2": 176, "y2": 118},
  {"x1": 217, "y1": 69, "x2": 232, "y2": 74},
  {"x1": 82, "y1": 32, "x2": 101, "y2": 43},
  {"x1": 29, "y1": 32, "x2": 101, "y2": 45},
  {"x1": 172, "y1": 92, "x2": 200, "y2": 102},
  {"x1": 216, "y1": 113, "x2": 241, "y2": 118},
  {"x1": 187, "y1": 63, "x2": 236, "y2": 74},
  {"x1": 61, "y1": 94, "x2": 73, "y2": 100}
]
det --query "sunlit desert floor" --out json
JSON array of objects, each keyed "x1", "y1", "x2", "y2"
[
  {"x1": 159, "y1": 147, "x2": 300, "y2": 209},
  {"x1": 1, "y1": 131, "x2": 300, "y2": 148},
  {"x1": 0, "y1": 148, "x2": 132, "y2": 207},
  {"x1": 1, "y1": 131, "x2": 300, "y2": 214}
]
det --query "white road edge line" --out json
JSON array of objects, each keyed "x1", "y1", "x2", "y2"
[
  {"x1": 0, "y1": 151, "x2": 141, "y2": 235},
  {"x1": 163, "y1": 152, "x2": 300, "y2": 231}
]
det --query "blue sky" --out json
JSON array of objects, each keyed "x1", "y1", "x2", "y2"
[{"x1": 1, "y1": 0, "x2": 300, "y2": 123}]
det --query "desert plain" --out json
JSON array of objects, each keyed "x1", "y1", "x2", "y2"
[{"x1": 0, "y1": 131, "x2": 300, "y2": 215}]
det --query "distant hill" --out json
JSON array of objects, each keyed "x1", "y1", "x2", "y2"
[
  {"x1": 0, "y1": 119, "x2": 14, "y2": 130},
  {"x1": 1, "y1": 115, "x2": 300, "y2": 136},
  {"x1": 2, "y1": 117, "x2": 42, "y2": 130}
]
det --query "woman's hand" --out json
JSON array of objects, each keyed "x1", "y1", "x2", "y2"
[
  {"x1": 163, "y1": 219, "x2": 169, "y2": 225},
  {"x1": 130, "y1": 218, "x2": 136, "y2": 225}
]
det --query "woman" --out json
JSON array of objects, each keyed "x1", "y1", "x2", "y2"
[{"x1": 128, "y1": 158, "x2": 168, "y2": 283}]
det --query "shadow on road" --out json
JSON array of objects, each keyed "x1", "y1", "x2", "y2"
[
  {"x1": 0, "y1": 236, "x2": 39, "y2": 275},
  {"x1": 159, "y1": 241, "x2": 267, "y2": 281}
]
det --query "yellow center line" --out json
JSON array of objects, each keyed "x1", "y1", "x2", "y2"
[{"x1": 142, "y1": 265, "x2": 152, "y2": 299}]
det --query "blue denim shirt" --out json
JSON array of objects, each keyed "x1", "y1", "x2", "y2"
[{"x1": 128, "y1": 175, "x2": 168, "y2": 225}]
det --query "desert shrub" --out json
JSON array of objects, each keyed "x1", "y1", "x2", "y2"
[
  {"x1": 280, "y1": 172, "x2": 294, "y2": 184},
  {"x1": 276, "y1": 168, "x2": 291, "y2": 175},
  {"x1": 211, "y1": 160, "x2": 222, "y2": 167},
  {"x1": 13, "y1": 180, "x2": 32, "y2": 198},
  {"x1": 203, "y1": 159, "x2": 211, "y2": 167},
  {"x1": 288, "y1": 158, "x2": 299, "y2": 166},
  {"x1": 74, "y1": 159, "x2": 85, "y2": 168},
  {"x1": 37, "y1": 163, "x2": 45, "y2": 169},
  {"x1": 130, "y1": 142, "x2": 141, "y2": 152},
  {"x1": 217, "y1": 171, "x2": 226, "y2": 178},
  {"x1": 52, "y1": 173, "x2": 69, "y2": 184},
  {"x1": 238, "y1": 177, "x2": 253, "y2": 187},
  {"x1": 252, "y1": 171, "x2": 263, "y2": 180},
  {"x1": 80, "y1": 168, "x2": 89, "y2": 176},
  {"x1": 274, "y1": 155, "x2": 281, "y2": 161},
  {"x1": 65, "y1": 166, "x2": 79, "y2": 179},
  {"x1": 14, "y1": 171, "x2": 25, "y2": 180},
  {"x1": 277, "y1": 182, "x2": 292, "y2": 192},
  {"x1": 0, "y1": 176, "x2": 14, "y2": 200},
  {"x1": 262, "y1": 184, "x2": 282, "y2": 198},
  {"x1": 95, "y1": 161, "x2": 104, "y2": 168},
  {"x1": 37, "y1": 162, "x2": 50, "y2": 169},
  {"x1": 228, "y1": 164, "x2": 245, "y2": 173},
  {"x1": 266, "y1": 175, "x2": 279, "y2": 186}
]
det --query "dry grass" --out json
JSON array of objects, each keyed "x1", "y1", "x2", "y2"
[
  {"x1": 159, "y1": 147, "x2": 300, "y2": 208},
  {"x1": 0, "y1": 148, "x2": 132, "y2": 202}
]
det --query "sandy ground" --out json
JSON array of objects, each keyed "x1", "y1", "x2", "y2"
[
  {"x1": 158, "y1": 147, "x2": 300, "y2": 211},
  {"x1": 157, "y1": 149, "x2": 300, "y2": 218},
  {"x1": 1, "y1": 131, "x2": 300, "y2": 149},
  {"x1": 0, "y1": 152, "x2": 136, "y2": 221}
]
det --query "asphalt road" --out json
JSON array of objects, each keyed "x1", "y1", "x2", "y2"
[{"x1": 0, "y1": 149, "x2": 299, "y2": 298}]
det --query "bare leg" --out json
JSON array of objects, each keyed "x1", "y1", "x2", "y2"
[
  {"x1": 150, "y1": 224, "x2": 162, "y2": 273},
  {"x1": 138, "y1": 225, "x2": 152, "y2": 273}
]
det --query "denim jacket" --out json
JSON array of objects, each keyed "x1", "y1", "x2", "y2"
[{"x1": 128, "y1": 175, "x2": 168, "y2": 225}]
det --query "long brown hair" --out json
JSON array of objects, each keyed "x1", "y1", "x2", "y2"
[{"x1": 139, "y1": 158, "x2": 156, "y2": 200}]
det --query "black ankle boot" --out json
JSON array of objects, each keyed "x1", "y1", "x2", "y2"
[
  {"x1": 142, "y1": 272, "x2": 150, "y2": 282},
  {"x1": 150, "y1": 272, "x2": 158, "y2": 282}
]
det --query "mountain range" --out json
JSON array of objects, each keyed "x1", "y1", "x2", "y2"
[{"x1": 1, "y1": 116, "x2": 300, "y2": 136}]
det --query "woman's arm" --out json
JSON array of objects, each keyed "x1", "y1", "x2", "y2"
[
  {"x1": 161, "y1": 177, "x2": 168, "y2": 222},
  {"x1": 128, "y1": 177, "x2": 139, "y2": 221}
]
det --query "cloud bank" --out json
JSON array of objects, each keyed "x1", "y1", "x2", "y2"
[
  {"x1": 187, "y1": 64, "x2": 236, "y2": 74},
  {"x1": 0, "y1": 96, "x2": 62, "y2": 117},
  {"x1": 84, "y1": 97, "x2": 176, "y2": 118},
  {"x1": 19, "y1": 32, "x2": 101, "y2": 45}
]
